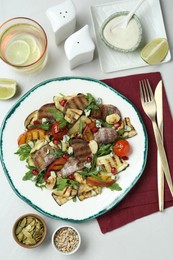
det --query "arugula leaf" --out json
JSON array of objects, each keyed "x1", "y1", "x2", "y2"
[
  {"x1": 85, "y1": 93, "x2": 99, "y2": 111},
  {"x1": 96, "y1": 144, "x2": 113, "y2": 157},
  {"x1": 107, "y1": 182, "x2": 122, "y2": 191},
  {"x1": 22, "y1": 168, "x2": 34, "y2": 181},
  {"x1": 34, "y1": 170, "x2": 46, "y2": 188},
  {"x1": 56, "y1": 178, "x2": 68, "y2": 190},
  {"x1": 56, "y1": 178, "x2": 78, "y2": 191},
  {"x1": 22, "y1": 166, "x2": 45, "y2": 188},
  {"x1": 15, "y1": 144, "x2": 31, "y2": 161},
  {"x1": 77, "y1": 168, "x2": 99, "y2": 179},
  {"x1": 53, "y1": 147, "x2": 64, "y2": 158},
  {"x1": 48, "y1": 108, "x2": 67, "y2": 128}
]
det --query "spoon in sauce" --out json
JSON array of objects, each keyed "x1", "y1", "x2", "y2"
[{"x1": 111, "y1": 0, "x2": 145, "y2": 31}]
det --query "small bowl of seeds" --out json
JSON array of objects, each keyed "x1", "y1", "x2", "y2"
[
  {"x1": 12, "y1": 213, "x2": 47, "y2": 248},
  {"x1": 52, "y1": 225, "x2": 81, "y2": 255}
]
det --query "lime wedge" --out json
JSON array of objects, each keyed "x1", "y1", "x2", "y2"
[
  {"x1": 0, "y1": 78, "x2": 17, "y2": 100},
  {"x1": 140, "y1": 38, "x2": 169, "y2": 64},
  {"x1": 5, "y1": 40, "x2": 30, "y2": 65}
]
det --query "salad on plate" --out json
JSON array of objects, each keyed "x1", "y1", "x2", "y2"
[{"x1": 15, "y1": 92, "x2": 137, "y2": 206}]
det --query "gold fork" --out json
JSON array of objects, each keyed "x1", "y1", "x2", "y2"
[{"x1": 139, "y1": 79, "x2": 173, "y2": 197}]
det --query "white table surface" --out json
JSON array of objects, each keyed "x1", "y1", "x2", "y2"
[{"x1": 0, "y1": 0, "x2": 173, "y2": 259}]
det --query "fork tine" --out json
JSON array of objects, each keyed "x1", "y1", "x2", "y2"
[
  {"x1": 139, "y1": 80, "x2": 144, "y2": 102},
  {"x1": 146, "y1": 79, "x2": 154, "y2": 100},
  {"x1": 139, "y1": 79, "x2": 154, "y2": 103}
]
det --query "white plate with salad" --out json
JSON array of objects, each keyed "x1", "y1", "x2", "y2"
[{"x1": 0, "y1": 77, "x2": 148, "y2": 222}]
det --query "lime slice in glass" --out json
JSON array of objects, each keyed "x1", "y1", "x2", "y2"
[
  {"x1": 25, "y1": 45, "x2": 41, "y2": 65},
  {"x1": 20, "y1": 34, "x2": 37, "y2": 53},
  {"x1": 140, "y1": 38, "x2": 169, "y2": 64},
  {"x1": 5, "y1": 40, "x2": 30, "y2": 65},
  {"x1": 0, "y1": 78, "x2": 17, "y2": 100}
]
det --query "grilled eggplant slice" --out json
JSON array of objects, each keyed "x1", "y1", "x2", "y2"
[
  {"x1": 52, "y1": 186, "x2": 77, "y2": 206},
  {"x1": 77, "y1": 183, "x2": 101, "y2": 201},
  {"x1": 24, "y1": 110, "x2": 38, "y2": 129},
  {"x1": 67, "y1": 115, "x2": 91, "y2": 137},
  {"x1": 64, "y1": 108, "x2": 83, "y2": 124},
  {"x1": 97, "y1": 154, "x2": 129, "y2": 173},
  {"x1": 116, "y1": 117, "x2": 137, "y2": 138}
]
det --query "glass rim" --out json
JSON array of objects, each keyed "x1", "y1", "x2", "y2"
[{"x1": 0, "y1": 17, "x2": 48, "y2": 68}]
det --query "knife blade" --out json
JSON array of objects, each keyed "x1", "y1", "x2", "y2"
[{"x1": 154, "y1": 80, "x2": 164, "y2": 211}]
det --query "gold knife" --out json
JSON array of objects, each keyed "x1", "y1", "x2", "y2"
[{"x1": 154, "y1": 80, "x2": 164, "y2": 211}]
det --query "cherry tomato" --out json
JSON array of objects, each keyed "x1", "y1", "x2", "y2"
[
  {"x1": 51, "y1": 122, "x2": 67, "y2": 139},
  {"x1": 113, "y1": 139, "x2": 131, "y2": 157}
]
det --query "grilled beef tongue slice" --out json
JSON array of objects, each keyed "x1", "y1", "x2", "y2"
[
  {"x1": 94, "y1": 127, "x2": 117, "y2": 144},
  {"x1": 91, "y1": 104, "x2": 121, "y2": 121},
  {"x1": 57, "y1": 157, "x2": 84, "y2": 178},
  {"x1": 37, "y1": 103, "x2": 56, "y2": 124},
  {"x1": 32, "y1": 144, "x2": 57, "y2": 171},
  {"x1": 64, "y1": 94, "x2": 89, "y2": 112},
  {"x1": 70, "y1": 138, "x2": 92, "y2": 162}
]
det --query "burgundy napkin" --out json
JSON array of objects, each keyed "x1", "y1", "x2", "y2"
[{"x1": 97, "y1": 72, "x2": 173, "y2": 233}]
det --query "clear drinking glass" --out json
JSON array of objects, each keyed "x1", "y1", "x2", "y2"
[{"x1": 0, "y1": 17, "x2": 48, "y2": 73}]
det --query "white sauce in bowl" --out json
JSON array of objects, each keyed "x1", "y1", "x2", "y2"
[{"x1": 101, "y1": 13, "x2": 142, "y2": 52}]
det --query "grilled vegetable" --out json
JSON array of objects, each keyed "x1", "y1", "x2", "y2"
[
  {"x1": 97, "y1": 154, "x2": 129, "y2": 173},
  {"x1": 45, "y1": 157, "x2": 68, "y2": 181},
  {"x1": 106, "y1": 113, "x2": 121, "y2": 125},
  {"x1": 52, "y1": 186, "x2": 77, "y2": 206},
  {"x1": 116, "y1": 117, "x2": 137, "y2": 138},
  {"x1": 86, "y1": 175, "x2": 115, "y2": 187},
  {"x1": 113, "y1": 139, "x2": 131, "y2": 157},
  {"x1": 45, "y1": 172, "x2": 56, "y2": 190},
  {"x1": 51, "y1": 121, "x2": 68, "y2": 140},
  {"x1": 77, "y1": 183, "x2": 101, "y2": 201},
  {"x1": 24, "y1": 110, "x2": 38, "y2": 129},
  {"x1": 64, "y1": 108, "x2": 83, "y2": 124},
  {"x1": 17, "y1": 128, "x2": 49, "y2": 146},
  {"x1": 53, "y1": 95, "x2": 72, "y2": 112},
  {"x1": 67, "y1": 115, "x2": 91, "y2": 136},
  {"x1": 83, "y1": 120, "x2": 97, "y2": 142}
]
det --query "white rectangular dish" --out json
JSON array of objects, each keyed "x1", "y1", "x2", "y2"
[{"x1": 90, "y1": 0, "x2": 171, "y2": 73}]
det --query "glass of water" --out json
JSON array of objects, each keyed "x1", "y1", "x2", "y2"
[{"x1": 0, "y1": 17, "x2": 48, "y2": 73}]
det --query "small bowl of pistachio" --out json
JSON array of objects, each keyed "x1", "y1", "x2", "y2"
[{"x1": 12, "y1": 213, "x2": 47, "y2": 248}]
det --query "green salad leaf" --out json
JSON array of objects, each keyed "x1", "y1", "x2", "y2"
[
  {"x1": 15, "y1": 144, "x2": 31, "y2": 161},
  {"x1": 49, "y1": 108, "x2": 67, "y2": 128},
  {"x1": 56, "y1": 178, "x2": 78, "y2": 191},
  {"x1": 85, "y1": 93, "x2": 99, "y2": 111},
  {"x1": 107, "y1": 182, "x2": 122, "y2": 191}
]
